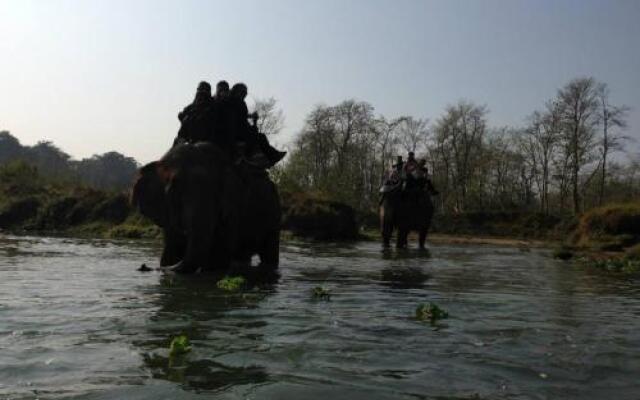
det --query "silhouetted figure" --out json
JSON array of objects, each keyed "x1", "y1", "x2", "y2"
[
  {"x1": 415, "y1": 159, "x2": 439, "y2": 195},
  {"x1": 404, "y1": 152, "x2": 421, "y2": 191},
  {"x1": 214, "y1": 80, "x2": 230, "y2": 100},
  {"x1": 229, "y1": 83, "x2": 252, "y2": 146},
  {"x1": 209, "y1": 80, "x2": 234, "y2": 152},
  {"x1": 379, "y1": 156, "x2": 405, "y2": 205},
  {"x1": 229, "y1": 83, "x2": 286, "y2": 167},
  {"x1": 175, "y1": 81, "x2": 215, "y2": 146}
]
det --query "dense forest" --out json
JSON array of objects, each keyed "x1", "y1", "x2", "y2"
[
  {"x1": 0, "y1": 131, "x2": 138, "y2": 191},
  {"x1": 274, "y1": 77, "x2": 639, "y2": 217}
]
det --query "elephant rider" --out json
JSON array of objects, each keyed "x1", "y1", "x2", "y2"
[
  {"x1": 209, "y1": 80, "x2": 234, "y2": 153},
  {"x1": 379, "y1": 156, "x2": 405, "y2": 205},
  {"x1": 414, "y1": 159, "x2": 439, "y2": 196},
  {"x1": 174, "y1": 81, "x2": 215, "y2": 146},
  {"x1": 403, "y1": 151, "x2": 421, "y2": 191},
  {"x1": 229, "y1": 83, "x2": 287, "y2": 168},
  {"x1": 404, "y1": 152, "x2": 418, "y2": 175}
]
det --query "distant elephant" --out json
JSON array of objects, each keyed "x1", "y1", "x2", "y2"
[
  {"x1": 131, "y1": 142, "x2": 281, "y2": 273},
  {"x1": 380, "y1": 189, "x2": 434, "y2": 249}
]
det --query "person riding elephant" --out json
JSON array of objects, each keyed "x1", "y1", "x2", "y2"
[
  {"x1": 379, "y1": 156, "x2": 435, "y2": 249},
  {"x1": 229, "y1": 83, "x2": 286, "y2": 167},
  {"x1": 414, "y1": 159, "x2": 439, "y2": 195},
  {"x1": 379, "y1": 156, "x2": 404, "y2": 205},
  {"x1": 209, "y1": 80, "x2": 234, "y2": 153},
  {"x1": 174, "y1": 81, "x2": 215, "y2": 146},
  {"x1": 131, "y1": 141, "x2": 281, "y2": 273}
]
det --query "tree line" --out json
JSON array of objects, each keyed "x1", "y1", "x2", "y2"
[
  {"x1": 0, "y1": 131, "x2": 138, "y2": 191},
  {"x1": 274, "y1": 77, "x2": 638, "y2": 216}
]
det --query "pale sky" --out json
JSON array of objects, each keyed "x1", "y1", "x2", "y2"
[{"x1": 1, "y1": 0, "x2": 639, "y2": 163}]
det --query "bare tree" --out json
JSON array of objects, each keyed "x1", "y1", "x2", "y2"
[
  {"x1": 433, "y1": 101, "x2": 487, "y2": 211},
  {"x1": 397, "y1": 117, "x2": 429, "y2": 154},
  {"x1": 596, "y1": 83, "x2": 630, "y2": 205},
  {"x1": 556, "y1": 77, "x2": 600, "y2": 214},
  {"x1": 252, "y1": 97, "x2": 285, "y2": 136},
  {"x1": 520, "y1": 102, "x2": 561, "y2": 213},
  {"x1": 372, "y1": 116, "x2": 404, "y2": 182}
]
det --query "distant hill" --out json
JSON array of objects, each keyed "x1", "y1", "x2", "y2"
[{"x1": 0, "y1": 130, "x2": 139, "y2": 191}]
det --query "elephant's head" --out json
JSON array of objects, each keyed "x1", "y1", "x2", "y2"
[{"x1": 131, "y1": 161, "x2": 172, "y2": 227}]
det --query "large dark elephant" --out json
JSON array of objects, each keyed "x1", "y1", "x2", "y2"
[
  {"x1": 131, "y1": 142, "x2": 281, "y2": 273},
  {"x1": 380, "y1": 189, "x2": 434, "y2": 249}
]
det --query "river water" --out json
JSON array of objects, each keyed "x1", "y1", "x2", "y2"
[{"x1": 1, "y1": 235, "x2": 639, "y2": 399}]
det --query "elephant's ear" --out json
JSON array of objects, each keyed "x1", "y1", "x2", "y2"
[
  {"x1": 164, "y1": 168, "x2": 185, "y2": 228},
  {"x1": 131, "y1": 162, "x2": 158, "y2": 208},
  {"x1": 131, "y1": 161, "x2": 170, "y2": 226}
]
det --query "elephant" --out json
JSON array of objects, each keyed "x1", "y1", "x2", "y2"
[
  {"x1": 131, "y1": 142, "x2": 281, "y2": 273},
  {"x1": 379, "y1": 189, "x2": 434, "y2": 249}
]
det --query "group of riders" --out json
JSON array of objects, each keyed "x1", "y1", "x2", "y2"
[
  {"x1": 173, "y1": 80, "x2": 286, "y2": 168},
  {"x1": 174, "y1": 80, "x2": 437, "y2": 198},
  {"x1": 379, "y1": 151, "x2": 438, "y2": 204}
]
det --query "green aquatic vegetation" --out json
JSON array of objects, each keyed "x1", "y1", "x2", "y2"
[
  {"x1": 216, "y1": 276, "x2": 246, "y2": 291},
  {"x1": 312, "y1": 286, "x2": 331, "y2": 300},
  {"x1": 584, "y1": 258, "x2": 640, "y2": 275},
  {"x1": 415, "y1": 302, "x2": 449, "y2": 322},
  {"x1": 169, "y1": 335, "x2": 191, "y2": 356}
]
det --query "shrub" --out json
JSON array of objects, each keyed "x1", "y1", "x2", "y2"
[
  {"x1": 281, "y1": 191, "x2": 359, "y2": 240},
  {"x1": 572, "y1": 202, "x2": 640, "y2": 250}
]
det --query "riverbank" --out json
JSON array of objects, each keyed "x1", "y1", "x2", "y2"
[{"x1": 0, "y1": 161, "x2": 161, "y2": 239}]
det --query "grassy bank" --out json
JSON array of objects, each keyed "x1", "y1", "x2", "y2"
[
  {"x1": 0, "y1": 161, "x2": 159, "y2": 239},
  {"x1": 551, "y1": 202, "x2": 640, "y2": 275}
]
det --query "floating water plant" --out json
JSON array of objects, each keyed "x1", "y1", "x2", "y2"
[
  {"x1": 312, "y1": 286, "x2": 331, "y2": 300},
  {"x1": 415, "y1": 302, "x2": 448, "y2": 322},
  {"x1": 169, "y1": 335, "x2": 191, "y2": 356},
  {"x1": 216, "y1": 276, "x2": 246, "y2": 291}
]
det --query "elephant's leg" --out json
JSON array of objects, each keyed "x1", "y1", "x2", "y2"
[
  {"x1": 420, "y1": 203, "x2": 434, "y2": 250},
  {"x1": 160, "y1": 228, "x2": 186, "y2": 267},
  {"x1": 382, "y1": 224, "x2": 392, "y2": 248},
  {"x1": 259, "y1": 229, "x2": 280, "y2": 270},
  {"x1": 380, "y1": 205, "x2": 393, "y2": 248},
  {"x1": 172, "y1": 213, "x2": 213, "y2": 274},
  {"x1": 396, "y1": 226, "x2": 408, "y2": 249},
  {"x1": 418, "y1": 228, "x2": 427, "y2": 249}
]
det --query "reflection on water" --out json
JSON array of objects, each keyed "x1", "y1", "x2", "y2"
[
  {"x1": 135, "y1": 274, "x2": 274, "y2": 393},
  {"x1": 1, "y1": 235, "x2": 640, "y2": 399}
]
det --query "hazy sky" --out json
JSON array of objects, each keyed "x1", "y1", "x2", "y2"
[{"x1": 1, "y1": 0, "x2": 639, "y2": 163}]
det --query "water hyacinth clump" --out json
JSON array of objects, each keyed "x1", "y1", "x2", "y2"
[
  {"x1": 169, "y1": 335, "x2": 192, "y2": 356},
  {"x1": 312, "y1": 286, "x2": 331, "y2": 300},
  {"x1": 216, "y1": 276, "x2": 246, "y2": 291},
  {"x1": 415, "y1": 302, "x2": 449, "y2": 322}
]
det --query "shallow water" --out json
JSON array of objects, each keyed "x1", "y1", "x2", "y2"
[{"x1": 1, "y1": 235, "x2": 639, "y2": 400}]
